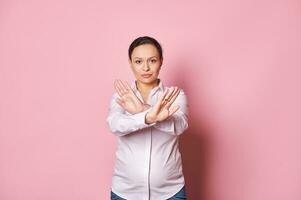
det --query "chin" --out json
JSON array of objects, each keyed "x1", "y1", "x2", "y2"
[{"x1": 138, "y1": 77, "x2": 157, "y2": 84}]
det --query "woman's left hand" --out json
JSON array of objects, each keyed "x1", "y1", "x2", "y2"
[{"x1": 145, "y1": 86, "x2": 181, "y2": 124}]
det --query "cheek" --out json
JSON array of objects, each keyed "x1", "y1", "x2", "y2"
[
  {"x1": 132, "y1": 66, "x2": 142, "y2": 76},
  {"x1": 153, "y1": 66, "x2": 161, "y2": 73},
  {"x1": 131, "y1": 65, "x2": 139, "y2": 72}
]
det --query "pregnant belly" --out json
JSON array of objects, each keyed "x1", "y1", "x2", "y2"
[
  {"x1": 149, "y1": 158, "x2": 184, "y2": 188},
  {"x1": 113, "y1": 158, "x2": 183, "y2": 186},
  {"x1": 113, "y1": 157, "x2": 147, "y2": 186}
]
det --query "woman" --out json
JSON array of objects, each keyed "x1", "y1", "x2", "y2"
[{"x1": 106, "y1": 36, "x2": 189, "y2": 200}]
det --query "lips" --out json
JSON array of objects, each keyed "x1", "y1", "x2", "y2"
[{"x1": 141, "y1": 74, "x2": 152, "y2": 78}]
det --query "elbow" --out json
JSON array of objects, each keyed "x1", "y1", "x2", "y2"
[
  {"x1": 110, "y1": 129, "x2": 131, "y2": 137},
  {"x1": 175, "y1": 115, "x2": 189, "y2": 135},
  {"x1": 109, "y1": 125, "x2": 132, "y2": 137},
  {"x1": 106, "y1": 117, "x2": 132, "y2": 137}
]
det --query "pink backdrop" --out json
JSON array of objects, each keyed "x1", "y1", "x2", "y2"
[{"x1": 0, "y1": 0, "x2": 300, "y2": 199}]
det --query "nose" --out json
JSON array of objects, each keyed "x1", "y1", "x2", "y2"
[{"x1": 142, "y1": 62, "x2": 150, "y2": 71}]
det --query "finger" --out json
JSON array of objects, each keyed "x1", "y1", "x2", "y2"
[
  {"x1": 124, "y1": 81, "x2": 131, "y2": 90},
  {"x1": 167, "y1": 86, "x2": 178, "y2": 101},
  {"x1": 115, "y1": 98, "x2": 125, "y2": 108},
  {"x1": 158, "y1": 88, "x2": 170, "y2": 105},
  {"x1": 165, "y1": 86, "x2": 176, "y2": 100},
  {"x1": 152, "y1": 89, "x2": 169, "y2": 111},
  {"x1": 125, "y1": 81, "x2": 134, "y2": 94},
  {"x1": 161, "y1": 87, "x2": 175, "y2": 106},
  {"x1": 119, "y1": 80, "x2": 128, "y2": 92},
  {"x1": 166, "y1": 87, "x2": 180, "y2": 107},
  {"x1": 114, "y1": 80, "x2": 123, "y2": 97},
  {"x1": 169, "y1": 105, "x2": 180, "y2": 116},
  {"x1": 165, "y1": 88, "x2": 181, "y2": 108},
  {"x1": 116, "y1": 80, "x2": 125, "y2": 95},
  {"x1": 116, "y1": 80, "x2": 128, "y2": 95}
]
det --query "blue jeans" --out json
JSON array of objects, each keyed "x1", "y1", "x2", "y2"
[{"x1": 110, "y1": 185, "x2": 186, "y2": 200}]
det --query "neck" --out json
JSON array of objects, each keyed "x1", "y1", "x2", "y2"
[{"x1": 136, "y1": 79, "x2": 160, "y2": 93}]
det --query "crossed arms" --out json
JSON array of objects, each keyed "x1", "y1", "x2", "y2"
[{"x1": 106, "y1": 80, "x2": 189, "y2": 136}]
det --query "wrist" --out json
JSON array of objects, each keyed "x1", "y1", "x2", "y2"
[
  {"x1": 142, "y1": 103, "x2": 151, "y2": 111},
  {"x1": 134, "y1": 104, "x2": 150, "y2": 114},
  {"x1": 145, "y1": 112, "x2": 156, "y2": 124}
]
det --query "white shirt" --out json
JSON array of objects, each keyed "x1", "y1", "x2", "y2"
[{"x1": 106, "y1": 79, "x2": 189, "y2": 200}]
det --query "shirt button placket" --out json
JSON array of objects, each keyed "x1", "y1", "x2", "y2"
[
  {"x1": 145, "y1": 93, "x2": 153, "y2": 200},
  {"x1": 144, "y1": 127, "x2": 152, "y2": 200}
]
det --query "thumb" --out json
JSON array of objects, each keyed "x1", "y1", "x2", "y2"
[
  {"x1": 153, "y1": 90, "x2": 168, "y2": 110},
  {"x1": 116, "y1": 98, "x2": 124, "y2": 107}
]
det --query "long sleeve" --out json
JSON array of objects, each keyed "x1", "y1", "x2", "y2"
[
  {"x1": 153, "y1": 89, "x2": 189, "y2": 135},
  {"x1": 106, "y1": 92, "x2": 157, "y2": 137}
]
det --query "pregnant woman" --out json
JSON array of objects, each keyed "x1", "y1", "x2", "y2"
[{"x1": 106, "y1": 36, "x2": 189, "y2": 200}]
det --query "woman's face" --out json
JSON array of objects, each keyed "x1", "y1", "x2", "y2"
[{"x1": 128, "y1": 44, "x2": 163, "y2": 85}]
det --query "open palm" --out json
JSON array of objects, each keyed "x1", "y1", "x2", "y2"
[
  {"x1": 146, "y1": 86, "x2": 181, "y2": 123},
  {"x1": 114, "y1": 79, "x2": 147, "y2": 114}
]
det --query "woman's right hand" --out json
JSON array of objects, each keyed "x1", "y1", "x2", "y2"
[{"x1": 114, "y1": 79, "x2": 149, "y2": 114}]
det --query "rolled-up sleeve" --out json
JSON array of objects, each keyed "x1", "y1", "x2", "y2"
[
  {"x1": 106, "y1": 92, "x2": 156, "y2": 137},
  {"x1": 153, "y1": 89, "x2": 189, "y2": 135}
]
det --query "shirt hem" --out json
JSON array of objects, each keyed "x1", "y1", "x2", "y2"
[
  {"x1": 111, "y1": 183, "x2": 185, "y2": 200},
  {"x1": 111, "y1": 187, "x2": 128, "y2": 200},
  {"x1": 157, "y1": 183, "x2": 185, "y2": 200}
]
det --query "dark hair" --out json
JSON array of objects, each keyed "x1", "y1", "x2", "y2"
[{"x1": 128, "y1": 36, "x2": 163, "y2": 61}]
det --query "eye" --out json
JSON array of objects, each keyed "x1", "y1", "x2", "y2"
[
  {"x1": 151, "y1": 59, "x2": 157, "y2": 63},
  {"x1": 135, "y1": 60, "x2": 141, "y2": 64}
]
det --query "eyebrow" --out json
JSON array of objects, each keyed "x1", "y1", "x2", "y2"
[{"x1": 133, "y1": 56, "x2": 157, "y2": 59}]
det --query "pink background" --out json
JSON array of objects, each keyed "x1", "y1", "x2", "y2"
[{"x1": 1, "y1": 0, "x2": 300, "y2": 199}]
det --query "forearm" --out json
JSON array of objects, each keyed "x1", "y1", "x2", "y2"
[
  {"x1": 106, "y1": 106, "x2": 156, "y2": 136},
  {"x1": 153, "y1": 112, "x2": 188, "y2": 135}
]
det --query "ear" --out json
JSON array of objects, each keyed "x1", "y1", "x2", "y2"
[{"x1": 128, "y1": 58, "x2": 132, "y2": 65}]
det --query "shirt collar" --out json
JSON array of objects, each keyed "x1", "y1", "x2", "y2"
[{"x1": 131, "y1": 78, "x2": 164, "y2": 94}]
